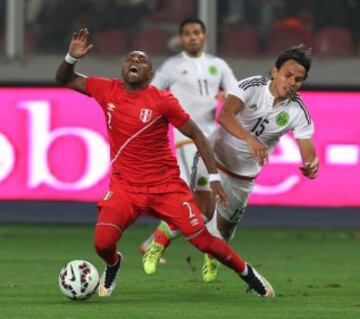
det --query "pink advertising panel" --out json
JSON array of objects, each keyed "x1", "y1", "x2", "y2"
[
  {"x1": 0, "y1": 88, "x2": 359, "y2": 206},
  {"x1": 0, "y1": 88, "x2": 109, "y2": 201}
]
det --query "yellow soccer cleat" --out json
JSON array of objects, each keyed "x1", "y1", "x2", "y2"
[
  {"x1": 202, "y1": 254, "x2": 220, "y2": 283},
  {"x1": 142, "y1": 241, "x2": 164, "y2": 275},
  {"x1": 140, "y1": 240, "x2": 167, "y2": 264}
]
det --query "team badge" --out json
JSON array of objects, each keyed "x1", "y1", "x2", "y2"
[
  {"x1": 209, "y1": 65, "x2": 218, "y2": 76},
  {"x1": 139, "y1": 108, "x2": 152, "y2": 123},
  {"x1": 197, "y1": 176, "x2": 209, "y2": 186},
  {"x1": 276, "y1": 111, "x2": 289, "y2": 126}
]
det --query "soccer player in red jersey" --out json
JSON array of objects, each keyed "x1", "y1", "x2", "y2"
[{"x1": 55, "y1": 28, "x2": 275, "y2": 298}]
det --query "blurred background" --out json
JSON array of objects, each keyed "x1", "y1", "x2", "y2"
[
  {"x1": 0, "y1": 0, "x2": 359, "y2": 226},
  {"x1": 2, "y1": 0, "x2": 360, "y2": 85}
]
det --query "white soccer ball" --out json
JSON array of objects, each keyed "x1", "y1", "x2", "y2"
[{"x1": 59, "y1": 260, "x2": 100, "y2": 300}]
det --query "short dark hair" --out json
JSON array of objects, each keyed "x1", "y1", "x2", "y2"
[
  {"x1": 275, "y1": 44, "x2": 313, "y2": 78},
  {"x1": 179, "y1": 18, "x2": 206, "y2": 35}
]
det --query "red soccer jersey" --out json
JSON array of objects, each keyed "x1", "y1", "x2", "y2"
[{"x1": 85, "y1": 77, "x2": 190, "y2": 186}]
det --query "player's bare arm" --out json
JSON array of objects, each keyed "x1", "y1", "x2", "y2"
[
  {"x1": 218, "y1": 94, "x2": 268, "y2": 166},
  {"x1": 297, "y1": 138, "x2": 319, "y2": 179},
  {"x1": 55, "y1": 28, "x2": 93, "y2": 94},
  {"x1": 178, "y1": 119, "x2": 228, "y2": 207}
]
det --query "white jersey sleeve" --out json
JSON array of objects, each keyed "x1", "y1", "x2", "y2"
[{"x1": 291, "y1": 96, "x2": 314, "y2": 139}]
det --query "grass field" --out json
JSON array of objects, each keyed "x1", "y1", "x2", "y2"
[{"x1": 0, "y1": 224, "x2": 359, "y2": 319}]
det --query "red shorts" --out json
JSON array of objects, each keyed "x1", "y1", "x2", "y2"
[{"x1": 97, "y1": 178, "x2": 205, "y2": 239}]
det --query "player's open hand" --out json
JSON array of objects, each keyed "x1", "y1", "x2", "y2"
[
  {"x1": 299, "y1": 157, "x2": 319, "y2": 179},
  {"x1": 210, "y1": 181, "x2": 228, "y2": 207},
  {"x1": 68, "y1": 28, "x2": 93, "y2": 59},
  {"x1": 246, "y1": 135, "x2": 268, "y2": 166}
]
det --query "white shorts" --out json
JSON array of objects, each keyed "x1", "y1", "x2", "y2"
[{"x1": 191, "y1": 153, "x2": 255, "y2": 224}]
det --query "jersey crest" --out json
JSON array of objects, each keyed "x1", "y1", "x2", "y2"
[
  {"x1": 276, "y1": 111, "x2": 289, "y2": 126},
  {"x1": 139, "y1": 108, "x2": 153, "y2": 123},
  {"x1": 208, "y1": 65, "x2": 219, "y2": 76}
]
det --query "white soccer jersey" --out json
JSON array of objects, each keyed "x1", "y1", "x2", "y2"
[
  {"x1": 211, "y1": 75, "x2": 314, "y2": 177},
  {"x1": 152, "y1": 51, "x2": 237, "y2": 141}
]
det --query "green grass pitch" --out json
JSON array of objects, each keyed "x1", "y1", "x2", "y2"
[{"x1": 0, "y1": 224, "x2": 359, "y2": 319}]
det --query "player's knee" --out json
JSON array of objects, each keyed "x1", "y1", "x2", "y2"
[
  {"x1": 94, "y1": 237, "x2": 114, "y2": 258},
  {"x1": 94, "y1": 224, "x2": 120, "y2": 258}
]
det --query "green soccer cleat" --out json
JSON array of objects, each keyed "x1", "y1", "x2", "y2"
[
  {"x1": 142, "y1": 241, "x2": 164, "y2": 275},
  {"x1": 202, "y1": 254, "x2": 220, "y2": 283}
]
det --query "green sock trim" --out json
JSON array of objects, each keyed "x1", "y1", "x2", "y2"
[{"x1": 158, "y1": 221, "x2": 179, "y2": 240}]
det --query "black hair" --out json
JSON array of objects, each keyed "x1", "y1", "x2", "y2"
[
  {"x1": 275, "y1": 44, "x2": 313, "y2": 78},
  {"x1": 179, "y1": 18, "x2": 206, "y2": 35}
]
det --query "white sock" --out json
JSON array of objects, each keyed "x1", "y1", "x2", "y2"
[{"x1": 240, "y1": 263, "x2": 248, "y2": 276}]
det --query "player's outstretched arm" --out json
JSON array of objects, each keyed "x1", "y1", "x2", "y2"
[
  {"x1": 178, "y1": 119, "x2": 228, "y2": 207},
  {"x1": 55, "y1": 28, "x2": 93, "y2": 94},
  {"x1": 218, "y1": 94, "x2": 268, "y2": 166},
  {"x1": 297, "y1": 138, "x2": 319, "y2": 179}
]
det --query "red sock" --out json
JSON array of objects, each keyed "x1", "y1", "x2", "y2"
[
  {"x1": 95, "y1": 224, "x2": 122, "y2": 265},
  {"x1": 153, "y1": 229, "x2": 170, "y2": 247},
  {"x1": 189, "y1": 229, "x2": 246, "y2": 274}
]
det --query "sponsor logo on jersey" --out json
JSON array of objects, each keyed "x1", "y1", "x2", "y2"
[
  {"x1": 209, "y1": 65, "x2": 218, "y2": 76},
  {"x1": 276, "y1": 111, "x2": 289, "y2": 126},
  {"x1": 139, "y1": 108, "x2": 153, "y2": 123},
  {"x1": 181, "y1": 70, "x2": 188, "y2": 75},
  {"x1": 249, "y1": 104, "x2": 258, "y2": 110}
]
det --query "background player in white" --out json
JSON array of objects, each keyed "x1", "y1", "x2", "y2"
[
  {"x1": 140, "y1": 18, "x2": 237, "y2": 255},
  {"x1": 144, "y1": 44, "x2": 319, "y2": 282}
]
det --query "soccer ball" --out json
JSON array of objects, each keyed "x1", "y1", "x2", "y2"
[{"x1": 59, "y1": 260, "x2": 100, "y2": 300}]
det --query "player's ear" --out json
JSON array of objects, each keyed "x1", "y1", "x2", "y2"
[
  {"x1": 148, "y1": 71, "x2": 154, "y2": 81},
  {"x1": 271, "y1": 66, "x2": 278, "y2": 80},
  {"x1": 204, "y1": 33, "x2": 209, "y2": 42}
]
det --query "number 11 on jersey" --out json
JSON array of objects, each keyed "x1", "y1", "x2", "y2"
[{"x1": 197, "y1": 79, "x2": 209, "y2": 96}]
